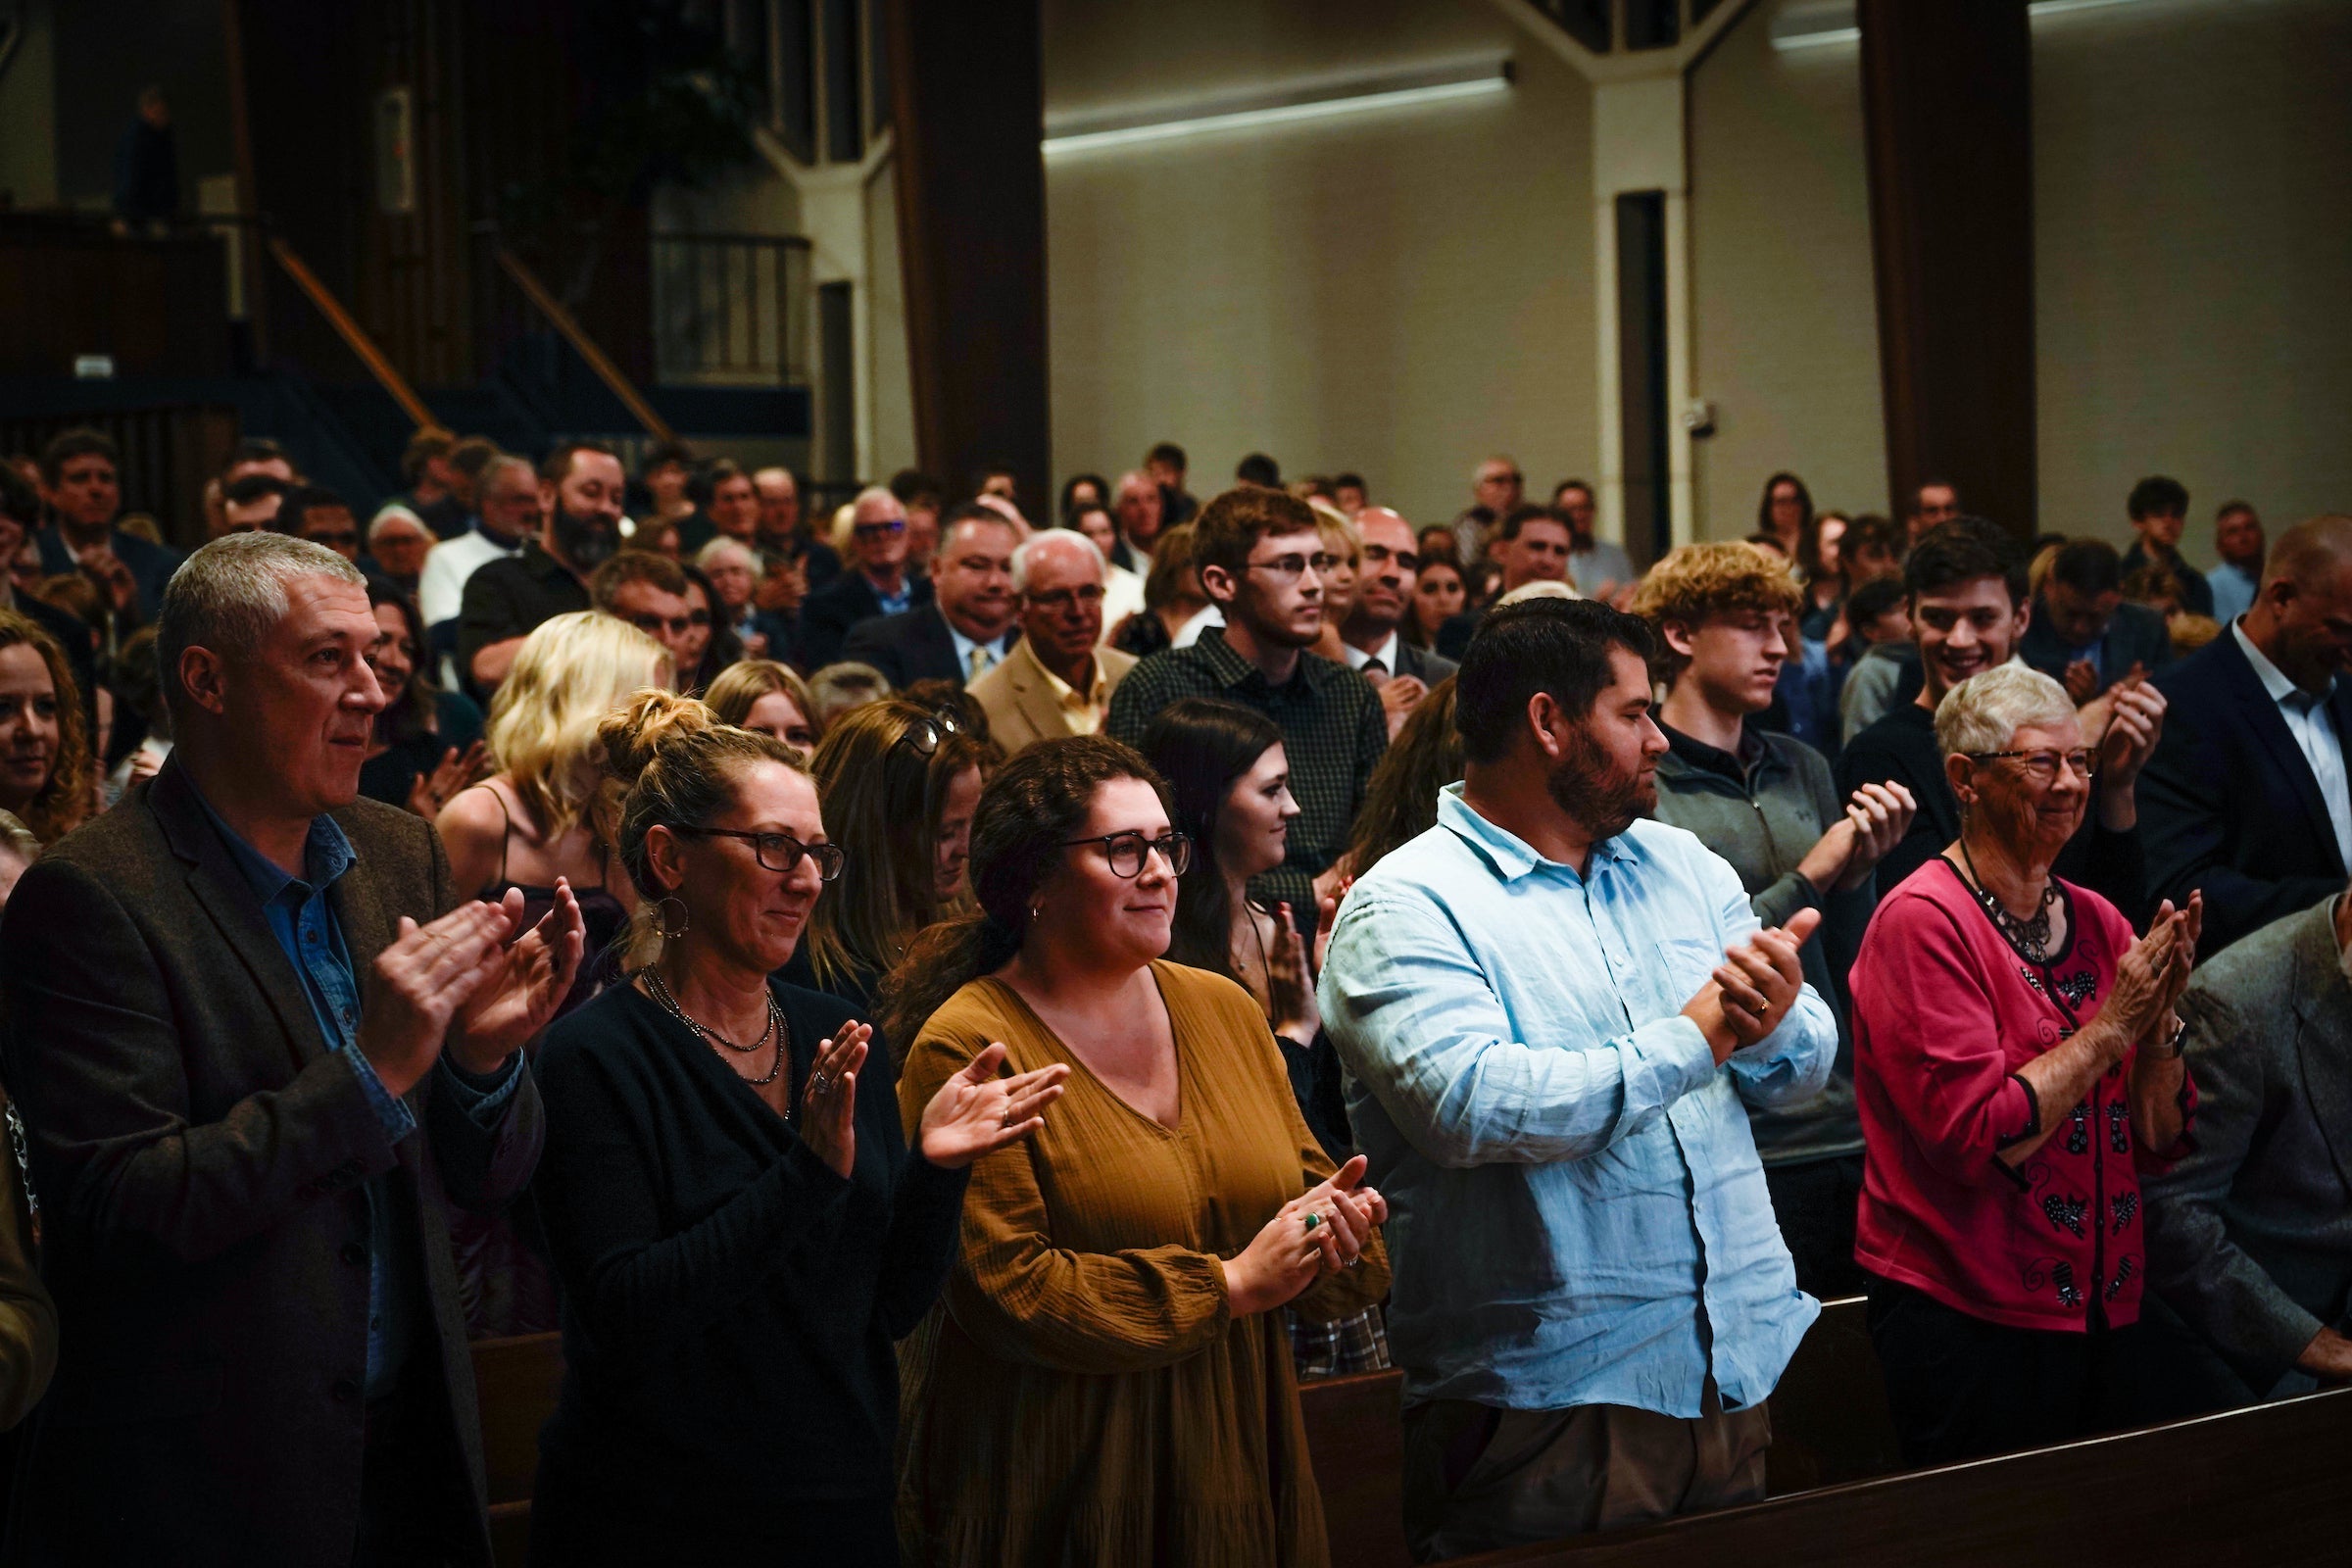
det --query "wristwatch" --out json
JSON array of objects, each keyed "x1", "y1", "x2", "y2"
[{"x1": 2144, "y1": 1017, "x2": 2188, "y2": 1060}]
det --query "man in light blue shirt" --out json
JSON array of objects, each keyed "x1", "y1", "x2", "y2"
[
  {"x1": 1320, "y1": 597, "x2": 1836, "y2": 1559},
  {"x1": 2208, "y1": 501, "x2": 2266, "y2": 628}
]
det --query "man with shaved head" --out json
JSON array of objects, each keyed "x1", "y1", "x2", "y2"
[
  {"x1": 1341, "y1": 507, "x2": 1456, "y2": 739},
  {"x1": 2143, "y1": 514, "x2": 2352, "y2": 955},
  {"x1": 968, "y1": 527, "x2": 1138, "y2": 753}
]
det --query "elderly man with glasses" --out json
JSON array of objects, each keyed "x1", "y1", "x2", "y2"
[
  {"x1": 796, "y1": 486, "x2": 936, "y2": 671},
  {"x1": 970, "y1": 528, "x2": 1139, "y2": 755},
  {"x1": 1109, "y1": 486, "x2": 1388, "y2": 917}
]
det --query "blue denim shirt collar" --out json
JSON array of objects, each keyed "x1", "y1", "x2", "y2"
[
  {"x1": 1435, "y1": 782, "x2": 1634, "y2": 885},
  {"x1": 186, "y1": 783, "x2": 358, "y2": 907}
]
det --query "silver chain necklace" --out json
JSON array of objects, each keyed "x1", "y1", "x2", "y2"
[{"x1": 644, "y1": 967, "x2": 791, "y2": 1089}]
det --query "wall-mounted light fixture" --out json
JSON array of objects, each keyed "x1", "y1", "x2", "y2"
[
  {"x1": 1771, "y1": 0, "x2": 2155, "y2": 54},
  {"x1": 1043, "y1": 56, "x2": 1515, "y2": 157}
]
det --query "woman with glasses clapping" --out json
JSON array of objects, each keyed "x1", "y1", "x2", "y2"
[
  {"x1": 1849, "y1": 663, "x2": 2201, "y2": 1465},
  {"x1": 884, "y1": 735, "x2": 1389, "y2": 1567},
  {"x1": 529, "y1": 690, "x2": 1068, "y2": 1565}
]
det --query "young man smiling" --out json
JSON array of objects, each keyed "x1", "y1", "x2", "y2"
[
  {"x1": 1108, "y1": 485, "x2": 1387, "y2": 916},
  {"x1": 1639, "y1": 544, "x2": 1914, "y2": 1298},
  {"x1": 1838, "y1": 517, "x2": 2165, "y2": 913}
]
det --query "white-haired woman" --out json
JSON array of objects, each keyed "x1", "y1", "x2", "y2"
[
  {"x1": 1850, "y1": 662, "x2": 2202, "y2": 1465},
  {"x1": 433, "y1": 610, "x2": 670, "y2": 1334}
]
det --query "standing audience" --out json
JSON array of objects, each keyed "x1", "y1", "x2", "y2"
[
  {"x1": 1848, "y1": 663, "x2": 2200, "y2": 1465},
  {"x1": 1322, "y1": 599, "x2": 1834, "y2": 1557},
  {"x1": 1636, "y1": 544, "x2": 1915, "y2": 1298},
  {"x1": 418, "y1": 453, "x2": 538, "y2": 633},
  {"x1": 0, "y1": 533, "x2": 579, "y2": 1563},
  {"x1": 527, "y1": 690, "x2": 1063, "y2": 1564},
  {"x1": 1341, "y1": 508, "x2": 1456, "y2": 740},
  {"x1": 459, "y1": 442, "x2": 625, "y2": 694},
  {"x1": 1109, "y1": 487, "x2": 1388, "y2": 917},
  {"x1": 2141, "y1": 514, "x2": 2352, "y2": 956},
  {"x1": 888, "y1": 736, "x2": 1389, "y2": 1567},
  {"x1": 2123, "y1": 476, "x2": 2215, "y2": 619},
  {"x1": 843, "y1": 507, "x2": 1019, "y2": 689}
]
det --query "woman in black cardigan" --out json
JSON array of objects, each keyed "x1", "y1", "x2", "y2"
[{"x1": 529, "y1": 691, "x2": 1068, "y2": 1564}]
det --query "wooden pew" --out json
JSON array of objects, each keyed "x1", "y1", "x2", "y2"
[
  {"x1": 1451, "y1": 1387, "x2": 2352, "y2": 1567},
  {"x1": 469, "y1": 1298, "x2": 1895, "y2": 1568},
  {"x1": 1298, "y1": 1369, "x2": 1412, "y2": 1568},
  {"x1": 1761, "y1": 1296, "x2": 1901, "y2": 1494},
  {"x1": 471, "y1": 1332, "x2": 564, "y2": 1567}
]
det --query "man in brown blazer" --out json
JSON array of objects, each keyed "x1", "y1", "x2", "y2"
[
  {"x1": 0, "y1": 534, "x2": 584, "y2": 1566},
  {"x1": 969, "y1": 527, "x2": 1137, "y2": 754}
]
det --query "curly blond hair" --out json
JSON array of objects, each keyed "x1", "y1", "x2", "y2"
[
  {"x1": 485, "y1": 611, "x2": 671, "y2": 840},
  {"x1": 1631, "y1": 541, "x2": 1804, "y2": 680}
]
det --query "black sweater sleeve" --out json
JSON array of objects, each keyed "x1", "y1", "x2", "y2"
[{"x1": 874, "y1": 1152, "x2": 970, "y2": 1340}]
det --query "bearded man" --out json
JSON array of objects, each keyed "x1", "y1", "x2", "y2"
[
  {"x1": 1319, "y1": 596, "x2": 1836, "y2": 1561},
  {"x1": 456, "y1": 442, "x2": 626, "y2": 696}
]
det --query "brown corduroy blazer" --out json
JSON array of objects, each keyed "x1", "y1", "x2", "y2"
[{"x1": 0, "y1": 757, "x2": 542, "y2": 1566}]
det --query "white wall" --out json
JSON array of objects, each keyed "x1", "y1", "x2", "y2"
[
  {"x1": 1688, "y1": 0, "x2": 1886, "y2": 539},
  {"x1": 1042, "y1": 0, "x2": 1598, "y2": 527},
  {"x1": 2034, "y1": 0, "x2": 2352, "y2": 564}
]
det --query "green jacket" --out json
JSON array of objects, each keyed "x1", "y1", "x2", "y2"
[{"x1": 1650, "y1": 725, "x2": 1874, "y2": 1165}]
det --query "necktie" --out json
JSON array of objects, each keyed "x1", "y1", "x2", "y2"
[
  {"x1": 1362, "y1": 657, "x2": 1388, "y2": 678},
  {"x1": 967, "y1": 644, "x2": 996, "y2": 680}
]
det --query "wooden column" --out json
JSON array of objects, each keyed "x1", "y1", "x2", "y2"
[
  {"x1": 1858, "y1": 0, "x2": 2035, "y2": 538},
  {"x1": 884, "y1": 0, "x2": 1050, "y2": 502}
]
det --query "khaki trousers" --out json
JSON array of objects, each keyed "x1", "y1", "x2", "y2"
[{"x1": 1400, "y1": 1387, "x2": 1771, "y2": 1562}]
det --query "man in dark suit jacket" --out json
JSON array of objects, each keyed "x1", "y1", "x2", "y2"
[
  {"x1": 1339, "y1": 508, "x2": 1457, "y2": 740},
  {"x1": 839, "y1": 505, "x2": 1019, "y2": 689},
  {"x1": 2141, "y1": 516, "x2": 2352, "y2": 956},
  {"x1": 0, "y1": 533, "x2": 584, "y2": 1566},
  {"x1": 2144, "y1": 889, "x2": 2352, "y2": 1413},
  {"x1": 796, "y1": 487, "x2": 934, "y2": 670},
  {"x1": 2020, "y1": 538, "x2": 2174, "y2": 701}
]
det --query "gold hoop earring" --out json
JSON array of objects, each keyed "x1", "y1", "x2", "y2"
[{"x1": 655, "y1": 897, "x2": 691, "y2": 940}]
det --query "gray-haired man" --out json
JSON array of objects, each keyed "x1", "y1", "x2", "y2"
[{"x1": 0, "y1": 533, "x2": 585, "y2": 1564}]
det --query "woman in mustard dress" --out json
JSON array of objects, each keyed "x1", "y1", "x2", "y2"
[{"x1": 889, "y1": 736, "x2": 1390, "y2": 1567}]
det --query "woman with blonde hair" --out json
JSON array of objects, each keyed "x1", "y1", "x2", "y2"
[
  {"x1": 433, "y1": 610, "x2": 669, "y2": 1335},
  {"x1": 785, "y1": 697, "x2": 990, "y2": 1020},
  {"x1": 528, "y1": 690, "x2": 1064, "y2": 1564},
  {"x1": 0, "y1": 608, "x2": 92, "y2": 844},
  {"x1": 1305, "y1": 502, "x2": 1361, "y2": 665},
  {"x1": 704, "y1": 659, "x2": 821, "y2": 754}
]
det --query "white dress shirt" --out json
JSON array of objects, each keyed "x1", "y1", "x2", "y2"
[
  {"x1": 2233, "y1": 618, "x2": 2352, "y2": 869},
  {"x1": 1342, "y1": 629, "x2": 1403, "y2": 677}
]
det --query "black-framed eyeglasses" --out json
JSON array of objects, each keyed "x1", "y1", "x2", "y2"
[
  {"x1": 673, "y1": 825, "x2": 847, "y2": 880},
  {"x1": 1245, "y1": 552, "x2": 1336, "y2": 583},
  {"x1": 895, "y1": 710, "x2": 963, "y2": 758},
  {"x1": 853, "y1": 518, "x2": 906, "y2": 539},
  {"x1": 1967, "y1": 748, "x2": 2099, "y2": 784},
  {"x1": 1057, "y1": 830, "x2": 1192, "y2": 878}
]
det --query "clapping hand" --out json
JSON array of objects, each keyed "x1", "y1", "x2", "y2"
[
  {"x1": 360, "y1": 901, "x2": 532, "y2": 1097},
  {"x1": 916, "y1": 1041, "x2": 1071, "y2": 1169},
  {"x1": 1836, "y1": 781, "x2": 1916, "y2": 890},
  {"x1": 448, "y1": 882, "x2": 588, "y2": 1071},
  {"x1": 1284, "y1": 1154, "x2": 1386, "y2": 1275},
  {"x1": 2095, "y1": 675, "x2": 2167, "y2": 796},
  {"x1": 799, "y1": 1023, "x2": 870, "y2": 1179},
  {"x1": 407, "y1": 740, "x2": 488, "y2": 819},
  {"x1": 1226, "y1": 1155, "x2": 1388, "y2": 1314},
  {"x1": 1685, "y1": 907, "x2": 1823, "y2": 1058}
]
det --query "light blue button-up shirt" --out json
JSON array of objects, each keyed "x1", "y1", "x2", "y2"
[{"x1": 1319, "y1": 785, "x2": 1835, "y2": 1417}]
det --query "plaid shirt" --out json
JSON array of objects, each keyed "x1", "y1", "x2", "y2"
[{"x1": 1107, "y1": 627, "x2": 1389, "y2": 917}]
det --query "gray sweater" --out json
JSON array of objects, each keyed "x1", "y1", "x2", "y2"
[{"x1": 1650, "y1": 724, "x2": 1874, "y2": 1165}]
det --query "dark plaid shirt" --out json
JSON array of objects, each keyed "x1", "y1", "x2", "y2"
[{"x1": 1106, "y1": 627, "x2": 1388, "y2": 917}]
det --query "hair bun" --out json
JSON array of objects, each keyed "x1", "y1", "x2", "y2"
[{"x1": 596, "y1": 688, "x2": 715, "y2": 788}]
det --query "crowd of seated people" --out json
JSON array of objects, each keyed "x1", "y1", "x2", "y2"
[{"x1": 0, "y1": 415, "x2": 2344, "y2": 1566}]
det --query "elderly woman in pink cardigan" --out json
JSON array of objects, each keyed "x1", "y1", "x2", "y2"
[{"x1": 1850, "y1": 663, "x2": 2201, "y2": 1465}]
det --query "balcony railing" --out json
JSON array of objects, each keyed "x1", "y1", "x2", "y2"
[{"x1": 649, "y1": 232, "x2": 812, "y2": 388}]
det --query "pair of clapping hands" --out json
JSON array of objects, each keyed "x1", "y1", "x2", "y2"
[
  {"x1": 1225, "y1": 1154, "x2": 1385, "y2": 1317},
  {"x1": 1681, "y1": 906, "x2": 1825, "y2": 1064}
]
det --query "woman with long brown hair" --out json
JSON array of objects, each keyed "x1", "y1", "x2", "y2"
[
  {"x1": 1138, "y1": 696, "x2": 1393, "y2": 1379},
  {"x1": 0, "y1": 609, "x2": 91, "y2": 844},
  {"x1": 886, "y1": 736, "x2": 1388, "y2": 1566},
  {"x1": 788, "y1": 697, "x2": 990, "y2": 1019},
  {"x1": 1340, "y1": 675, "x2": 1462, "y2": 879}
]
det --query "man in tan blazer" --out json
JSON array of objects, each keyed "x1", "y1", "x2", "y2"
[{"x1": 971, "y1": 528, "x2": 1137, "y2": 754}]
